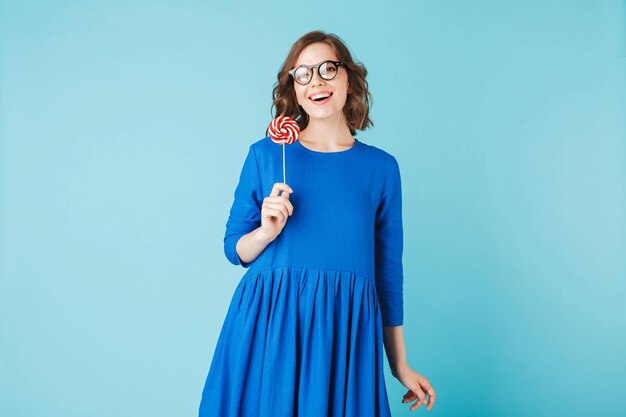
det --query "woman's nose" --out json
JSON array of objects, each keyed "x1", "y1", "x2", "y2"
[{"x1": 310, "y1": 69, "x2": 325, "y2": 86}]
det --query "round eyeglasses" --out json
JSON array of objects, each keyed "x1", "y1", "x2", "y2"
[{"x1": 288, "y1": 60, "x2": 344, "y2": 85}]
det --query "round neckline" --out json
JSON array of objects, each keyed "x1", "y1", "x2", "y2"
[{"x1": 296, "y1": 138, "x2": 360, "y2": 155}]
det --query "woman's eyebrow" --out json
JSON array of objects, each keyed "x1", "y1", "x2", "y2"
[{"x1": 295, "y1": 59, "x2": 332, "y2": 67}]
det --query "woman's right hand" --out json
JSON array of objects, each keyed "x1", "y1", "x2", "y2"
[{"x1": 258, "y1": 182, "x2": 294, "y2": 242}]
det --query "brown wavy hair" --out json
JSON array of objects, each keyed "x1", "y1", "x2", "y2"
[{"x1": 271, "y1": 30, "x2": 373, "y2": 136}]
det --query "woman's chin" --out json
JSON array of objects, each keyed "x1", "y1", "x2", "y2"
[{"x1": 304, "y1": 109, "x2": 340, "y2": 121}]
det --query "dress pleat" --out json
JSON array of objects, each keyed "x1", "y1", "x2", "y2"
[{"x1": 199, "y1": 267, "x2": 391, "y2": 417}]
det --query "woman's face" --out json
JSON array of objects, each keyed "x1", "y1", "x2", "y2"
[{"x1": 293, "y1": 42, "x2": 350, "y2": 124}]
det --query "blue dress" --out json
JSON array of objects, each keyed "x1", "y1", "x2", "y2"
[{"x1": 199, "y1": 136, "x2": 404, "y2": 417}]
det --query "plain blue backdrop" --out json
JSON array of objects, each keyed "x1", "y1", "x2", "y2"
[{"x1": 1, "y1": 1, "x2": 624, "y2": 416}]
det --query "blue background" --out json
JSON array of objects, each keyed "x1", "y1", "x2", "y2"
[{"x1": 1, "y1": 1, "x2": 624, "y2": 416}]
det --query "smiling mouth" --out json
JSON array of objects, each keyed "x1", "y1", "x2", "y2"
[{"x1": 310, "y1": 92, "x2": 333, "y2": 104}]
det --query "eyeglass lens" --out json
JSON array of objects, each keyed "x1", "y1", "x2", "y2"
[{"x1": 294, "y1": 61, "x2": 339, "y2": 85}]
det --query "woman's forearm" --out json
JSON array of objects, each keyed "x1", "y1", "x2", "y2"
[
  {"x1": 383, "y1": 325, "x2": 409, "y2": 377},
  {"x1": 235, "y1": 227, "x2": 275, "y2": 265}
]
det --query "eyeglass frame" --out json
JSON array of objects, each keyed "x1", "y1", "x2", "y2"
[{"x1": 288, "y1": 60, "x2": 344, "y2": 85}]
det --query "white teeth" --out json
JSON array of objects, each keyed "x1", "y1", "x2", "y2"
[{"x1": 310, "y1": 93, "x2": 332, "y2": 100}]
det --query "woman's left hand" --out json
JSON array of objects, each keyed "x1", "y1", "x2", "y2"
[{"x1": 395, "y1": 365, "x2": 436, "y2": 411}]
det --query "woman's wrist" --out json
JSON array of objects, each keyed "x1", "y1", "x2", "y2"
[
  {"x1": 253, "y1": 227, "x2": 275, "y2": 245},
  {"x1": 391, "y1": 360, "x2": 410, "y2": 377}
]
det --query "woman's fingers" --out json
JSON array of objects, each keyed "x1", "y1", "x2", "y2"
[
  {"x1": 263, "y1": 207, "x2": 286, "y2": 223},
  {"x1": 260, "y1": 183, "x2": 294, "y2": 238},
  {"x1": 263, "y1": 201, "x2": 290, "y2": 221},
  {"x1": 269, "y1": 182, "x2": 293, "y2": 197},
  {"x1": 402, "y1": 391, "x2": 417, "y2": 402},
  {"x1": 416, "y1": 377, "x2": 435, "y2": 410},
  {"x1": 264, "y1": 195, "x2": 294, "y2": 216},
  {"x1": 420, "y1": 379, "x2": 436, "y2": 410},
  {"x1": 403, "y1": 383, "x2": 436, "y2": 411},
  {"x1": 425, "y1": 388, "x2": 436, "y2": 410},
  {"x1": 403, "y1": 386, "x2": 427, "y2": 411}
]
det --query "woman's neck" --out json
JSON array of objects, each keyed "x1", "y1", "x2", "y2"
[{"x1": 299, "y1": 116, "x2": 354, "y2": 152}]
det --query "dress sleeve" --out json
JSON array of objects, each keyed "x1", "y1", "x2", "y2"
[
  {"x1": 374, "y1": 156, "x2": 404, "y2": 327},
  {"x1": 223, "y1": 144, "x2": 264, "y2": 268}
]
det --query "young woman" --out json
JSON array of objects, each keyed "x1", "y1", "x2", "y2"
[{"x1": 199, "y1": 30, "x2": 436, "y2": 416}]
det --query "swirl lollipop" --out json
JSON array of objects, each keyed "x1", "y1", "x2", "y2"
[{"x1": 267, "y1": 115, "x2": 299, "y2": 186}]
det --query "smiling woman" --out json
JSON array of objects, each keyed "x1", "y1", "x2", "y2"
[
  {"x1": 272, "y1": 31, "x2": 373, "y2": 138},
  {"x1": 198, "y1": 30, "x2": 436, "y2": 417}
]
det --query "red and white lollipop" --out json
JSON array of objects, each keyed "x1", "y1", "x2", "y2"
[{"x1": 267, "y1": 115, "x2": 299, "y2": 185}]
